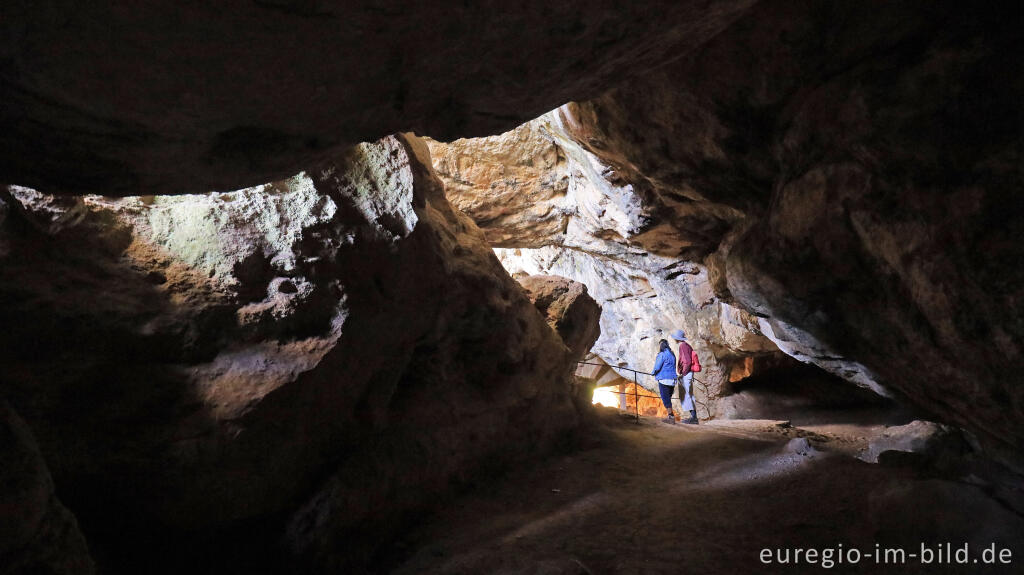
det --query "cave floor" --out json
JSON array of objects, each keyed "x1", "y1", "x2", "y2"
[{"x1": 391, "y1": 413, "x2": 1022, "y2": 574}]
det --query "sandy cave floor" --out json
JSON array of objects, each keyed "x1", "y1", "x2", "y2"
[{"x1": 388, "y1": 411, "x2": 1024, "y2": 575}]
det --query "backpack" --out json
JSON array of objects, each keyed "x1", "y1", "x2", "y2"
[{"x1": 690, "y1": 349, "x2": 702, "y2": 373}]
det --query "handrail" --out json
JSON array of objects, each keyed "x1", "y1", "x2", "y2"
[
  {"x1": 576, "y1": 361, "x2": 650, "y2": 375},
  {"x1": 577, "y1": 360, "x2": 713, "y2": 421}
]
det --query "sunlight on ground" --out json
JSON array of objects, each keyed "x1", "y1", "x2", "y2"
[{"x1": 592, "y1": 386, "x2": 621, "y2": 408}]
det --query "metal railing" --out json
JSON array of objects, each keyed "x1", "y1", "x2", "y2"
[{"x1": 577, "y1": 361, "x2": 712, "y2": 423}]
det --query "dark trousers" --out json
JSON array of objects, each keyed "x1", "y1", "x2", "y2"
[{"x1": 658, "y1": 382, "x2": 675, "y2": 411}]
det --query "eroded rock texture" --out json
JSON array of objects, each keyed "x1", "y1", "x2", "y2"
[
  {"x1": 553, "y1": 1, "x2": 1023, "y2": 466},
  {"x1": 425, "y1": 123, "x2": 570, "y2": 248},
  {"x1": 0, "y1": 135, "x2": 588, "y2": 570},
  {"x1": 0, "y1": 0, "x2": 757, "y2": 196},
  {"x1": 517, "y1": 275, "x2": 601, "y2": 361}
]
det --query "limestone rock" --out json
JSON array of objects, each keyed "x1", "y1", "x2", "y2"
[
  {"x1": 425, "y1": 122, "x2": 570, "y2": 248},
  {"x1": 0, "y1": 134, "x2": 581, "y2": 570},
  {"x1": 517, "y1": 275, "x2": 601, "y2": 359},
  {"x1": 497, "y1": 246, "x2": 783, "y2": 420},
  {"x1": 0, "y1": 401, "x2": 94, "y2": 575},
  {"x1": 0, "y1": 0, "x2": 757, "y2": 196}
]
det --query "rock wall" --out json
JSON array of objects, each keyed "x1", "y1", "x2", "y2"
[
  {"x1": 425, "y1": 123, "x2": 570, "y2": 248},
  {"x1": 503, "y1": 247, "x2": 792, "y2": 415},
  {"x1": 0, "y1": 134, "x2": 591, "y2": 571},
  {"x1": 551, "y1": 0, "x2": 1024, "y2": 467}
]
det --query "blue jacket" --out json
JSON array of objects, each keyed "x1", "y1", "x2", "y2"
[{"x1": 651, "y1": 350, "x2": 677, "y2": 381}]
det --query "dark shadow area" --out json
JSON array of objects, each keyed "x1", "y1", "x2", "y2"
[
  {"x1": 391, "y1": 414, "x2": 1024, "y2": 574},
  {"x1": 719, "y1": 355, "x2": 918, "y2": 427}
]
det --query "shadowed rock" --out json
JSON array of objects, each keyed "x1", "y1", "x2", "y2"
[
  {"x1": 0, "y1": 401, "x2": 94, "y2": 575},
  {"x1": 0, "y1": 0, "x2": 756, "y2": 196},
  {"x1": 517, "y1": 274, "x2": 601, "y2": 359}
]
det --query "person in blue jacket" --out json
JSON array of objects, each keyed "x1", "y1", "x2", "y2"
[{"x1": 651, "y1": 339, "x2": 677, "y2": 424}]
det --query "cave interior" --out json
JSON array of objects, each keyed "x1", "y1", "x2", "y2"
[{"x1": 1, "y1": 1, "x2": 1022, "y2": 574}]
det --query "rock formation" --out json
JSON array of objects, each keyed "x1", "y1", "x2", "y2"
[
  {"x1": 425, "y1": 123, "x2": 570, "y2": 249},
  {"x1": 516, "y1": 275, "x2": 601, "y2": 359},
  {"x1": 550, "y1": 0, "x2": 1024, "y2": 468},
  {"x1": 0, "y1": 135, "x2": 595, "y2": 571},
  {"x1": 423, "y1": 0, "x2": 1024, "y2": 473},
  {"x1": 860, "y1": 420, "x2": 969, "y2": 466},
  {"x1": 0, "y1": 0, "x2": 758, "y2": 196},
  {"x1": 516, "y1": 275, "x2": 602, "y2": 409}
]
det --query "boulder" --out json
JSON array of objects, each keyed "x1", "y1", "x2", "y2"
[
  {"x1": 517, "y1": 275, "x2": 601, "y2": 359},
  {"x1": 860, "y1": 420, "x2": 968, "y2": 465},
  {"x1": 0, "y1": 134, "x2": 582, "y2": 570}
]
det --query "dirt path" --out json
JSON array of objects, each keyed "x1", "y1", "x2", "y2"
[{"x1": 392, "y1": 414, "x2": 1022, "y2": 574}]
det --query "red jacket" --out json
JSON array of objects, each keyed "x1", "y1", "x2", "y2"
[{"x1": 677, "y1": 341, "x2": 693, "y2": 374}]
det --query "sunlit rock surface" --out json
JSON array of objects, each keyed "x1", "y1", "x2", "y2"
[
  {"x1": 0, "y1": 135, "x2": 582, "y2": 570},
  {"x1": 0, "y1": 0, "x2": 757, "y2": 196},
  {"x1": 425, "y1": 123, "x2": 570, "y2": 248},
  {"x1": 497, "y1": 246, "x2": 779, "y2": 415},
  {"x1": 428, "y1": 118, "x2": 784, "y2": 416}
]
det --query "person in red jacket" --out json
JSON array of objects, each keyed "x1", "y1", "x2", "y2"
[{"x1": 670, "y1": 329, "x2": 698, "y2": 424}]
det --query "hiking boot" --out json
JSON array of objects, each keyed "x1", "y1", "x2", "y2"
[
  {"x1": 684, "y1": 417, "x2": 699, "y2": 425},
  {"x1": 663, "y1": 414, "x2": 676, "y2": 424}
]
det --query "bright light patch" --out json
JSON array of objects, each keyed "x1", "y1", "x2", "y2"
[{"x1": 592, "y1": 386, "x2": 620, "y2": 408}]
